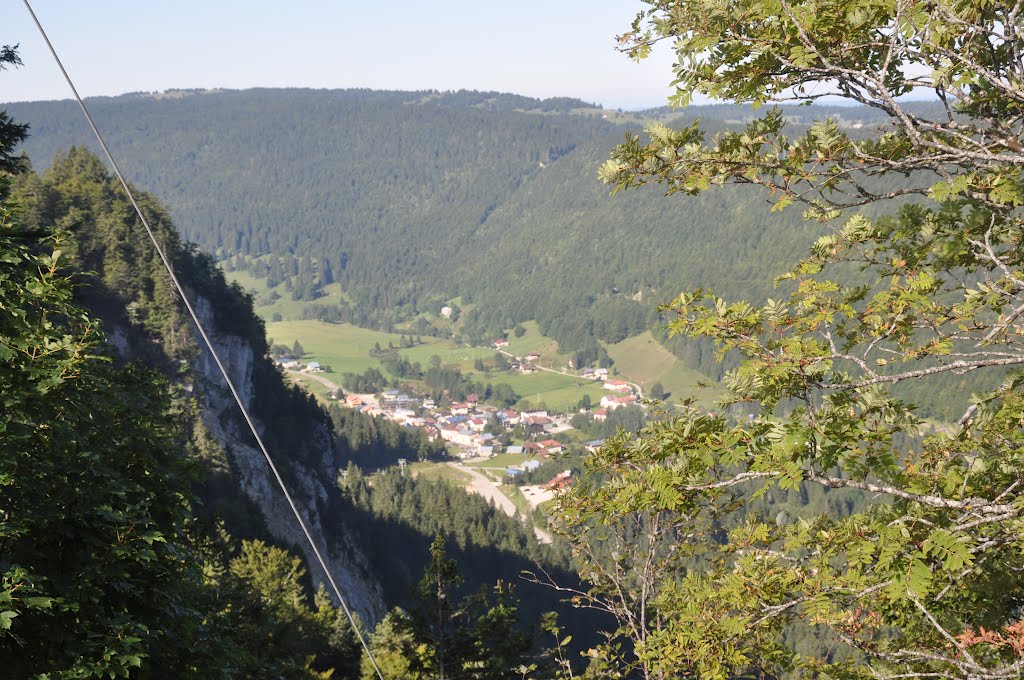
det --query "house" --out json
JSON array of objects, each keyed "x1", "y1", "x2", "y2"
[
  {"x1": 524, "y1": 442, "x2": 545, "y2": 455},
  {"x1": 383, "y1": 394, "x2": 419, "y2": 411},
  {"x1": 600, "y1": 394, "x2": 639, "y2": 410},
  {"x1": 524, "y1": 420, "x2": 547, "y2": 437},
  {"x1": 494, "y1": 339, "x2": 509, "y2": 348},
  {"x1": 505, "y1": 445, "x2": 525, "y2": 454},
  {"x1": 422, "y1": 398, "x2": 436, "y2": 410},
  {"x1": 521, "y1": 409, "x2": 549, "y2": 419},
  {"x1": 526, "y1": 352, "x2": 541, "y2": 361},
  {"x1": 498, "y1": 409, "x2": 520, "y2": 425},
  {"x1": 456, "y1": 447, "x2": 478, "y2": 461},
  {"x1": 442, "y1": 428, "x2": 478, "y2": 448},
  {"x1": 593, "y1": 408, "x2": 608, "y2": 422},
  {"x1": 451, "y1": 402, "x2": 470, "y2": 415},
  {"x1": 594, "y1": 368, "x2": 609, "y2": 379},
  {"x1": 585, "y1": 439, "x2": 605, "y2": 452},
  {"x1": 466, "y1": 393, "x2": 479, "y2": 404},
  {"x1": 538, "y1": 439, "x2": 563, "y2": 455},
  {"x1": 519, "y1": 363, "x2": 538, "y2": 374},
  {"x1": 580, "y1": 367, "x2": 596, "y2": 378},
  {"x1": 468, "y1": 417, "x2": 487, "y2": 432},
  {"x1": 543, "y1": 470, "x2": 573, "y2": 491},
  {"x1": 345, "y1": 394, "x2": 364, "y2": 408},
  {"x1": 603, "y1": 379, "x2": 632, "y2": 393},
  {"x1": 392, "y1": 408, "x2": 417, "y2": 423},
  {"x1": 478, "y1": 446, "x2": 495, "y2": 457},
  {"x1": 505, "y1": 467, "x2": 524, "y2": 477},
  {"x1": 306, "y1": 361, "x2": 322, "y2": 372}
]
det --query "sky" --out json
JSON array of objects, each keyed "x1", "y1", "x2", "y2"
[{"x1": 2, "y1": 1, "x2": 681, "y2": 110}]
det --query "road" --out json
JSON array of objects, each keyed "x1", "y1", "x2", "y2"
[{"x1": 448, "y1": 463, "x2": 553, "y2": 544}]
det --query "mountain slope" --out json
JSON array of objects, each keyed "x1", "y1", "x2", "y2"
[
  {"x1": 7, "y1": 90, "x2": 822, "y2": 317},
  {"x1": 11, "y1": 146, "x2": 387, "y2": 625},
  {"x1": 8, "y1": 89, "x2": 931, "y2": 398}
]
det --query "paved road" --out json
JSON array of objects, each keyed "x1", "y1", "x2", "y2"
[{"x1": 448, "y1": 463, "x2": 553, "y2": 544}]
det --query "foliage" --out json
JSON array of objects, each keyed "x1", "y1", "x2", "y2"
[
  {"x1": 0, "y1": 93, "x2": 365, "y2": 676},
  {"x1": 570, "y1": 405, "x2": 647, "y2": 439},
  {"x1": 0, "y1": 207, "x2": 354, "y2": 678},
  {"x1": 336, "y1": 467, "x2": 607, "y2": 651},
  {"x1": 551, "y1": 2, "x2": 1024, "y2": 679},
  {"x1": 0, "y1": 44, "x2": 28, "y2": 175},
  {"x1": 330, "y1": 404, "x2": 446, "y2": 469},
  {"x1": 0, "y1": 219, "x2": 190, "y2": 676},
  {"x1": 361, "y1": 535, "x2": 538, "y2": 680}
]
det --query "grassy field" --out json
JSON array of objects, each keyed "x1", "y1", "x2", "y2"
[
  {"x1": 409, "y1": 461, "x2": 473, "y2": 486},
  {"x1": 511, "y1": 379, "x2": 605, "y2": 411},
  {"x1": 467, "y1": 452, "x2": 532, "y2": 469},
  {"x1": 262, "y1": 318, "x2": 611, "y2": 408},
  {"x1": 224, "y1": 268, "x2": 350, "y2": 322},
  {"x1": 399, "y1": 342, "x2": 496, "y2": 372},
  {"x1": 265, "y1": 320, "x2": 412, "y2": 382},
  {"x1": 606, "y1": 331, "x2": 723, "y2": 406},
  {"x1": 257, "y1": 311, "x2": 722, "y2": 413},
  {"x1": 500, "y1": 321, "x2": 561, "y2": 360},
  {"x1": 284, "y1": 371, "x2": 337, "y2": 399}
]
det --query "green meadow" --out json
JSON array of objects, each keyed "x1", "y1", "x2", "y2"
[
  {"x1": 225, "y1": 267, "x2": 351, "y2": 322},
  {"x1": 605, "y1": 331, "x2": 725, "y2": 407},
  {"x1": 408, "y1": 461, "x2": 474, "y2": 486},
  {"x1": 265, "y1": 320, "x2": 410, "y2": 382},
  {"x1": 466, "y1": 452, "x2": 532, "y2": 469}
]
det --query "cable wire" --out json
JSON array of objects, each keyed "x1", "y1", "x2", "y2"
[{"x1": 20, "y1": 3, "x2": 386, "y2": 678}]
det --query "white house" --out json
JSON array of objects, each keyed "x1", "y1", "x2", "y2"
[{"x1": 603, "y1": 379, "x2": 632, "y2": 393}]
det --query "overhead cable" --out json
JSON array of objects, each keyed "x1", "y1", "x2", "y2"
[{"x1": 20, "y1": 2, "x2": 386, "y2": 678}]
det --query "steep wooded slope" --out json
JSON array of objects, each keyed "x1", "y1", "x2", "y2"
[
  {"x1": 8, "y1": 90, "x2": 851, "y2": 323},
  {"x1": 12, "y1": 90, "x2": 960, "y2": 410}
]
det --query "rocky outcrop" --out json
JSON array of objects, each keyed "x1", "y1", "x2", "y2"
[{"x1": 189, "y1": 295, "x2": 386, "y2": 624}]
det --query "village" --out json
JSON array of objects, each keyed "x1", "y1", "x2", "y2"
[{"x1": 276, "y1": 338, "x2": 645, "y2": 485}]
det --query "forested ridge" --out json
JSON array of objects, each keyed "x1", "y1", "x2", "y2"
[{"x1": 7, "y1": 91, "x2": 906, "y2": 388}]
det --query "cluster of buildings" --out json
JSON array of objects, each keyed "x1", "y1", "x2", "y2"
[
  {"x1": 279, "y1": 344, "x2": 646, "y2": 463},
  {"x1": 340, "y1": 389, "x2": 575, "y2": 461}
]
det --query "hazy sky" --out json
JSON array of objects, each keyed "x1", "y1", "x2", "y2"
[{"x1": 2, "y1": 1, "x2": 680, "y2": 110}]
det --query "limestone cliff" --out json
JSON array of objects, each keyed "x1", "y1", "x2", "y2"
[{"x1": 189, "y1": 294, "x2": 386, "y2": 625}]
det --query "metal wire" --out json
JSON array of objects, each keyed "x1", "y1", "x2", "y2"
[{"x1": 20, "y1": 3, "x2": 386, "y2": 677}]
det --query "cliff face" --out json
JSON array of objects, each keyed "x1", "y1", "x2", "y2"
[
  {"x1": 12, "y1": 145, "x2": 387, "y2": 625},
  {"x1": 189, "y1": 294, "x2": 386, "y2": 624}
]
